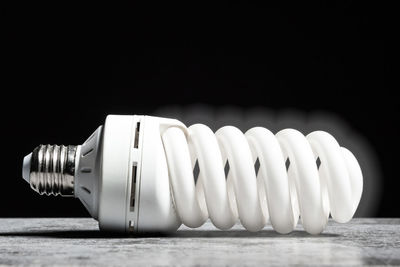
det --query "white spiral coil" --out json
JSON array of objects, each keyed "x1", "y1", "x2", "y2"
[{"x1": 162, "y1": 124, "x2": 363, "y2": 234}]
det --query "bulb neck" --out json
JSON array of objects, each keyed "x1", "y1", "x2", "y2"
[{"x1": 28, "y1": 144, "x2": 77, "y2": 196}]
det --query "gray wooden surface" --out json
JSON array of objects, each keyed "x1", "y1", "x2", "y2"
[{"x1": 0, "y1": 218, "x2": 399, "y2": 266}]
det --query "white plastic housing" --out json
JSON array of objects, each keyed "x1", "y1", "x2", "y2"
[{"x1": 95, "y1": 115, "x2": 185, "y2": 232}]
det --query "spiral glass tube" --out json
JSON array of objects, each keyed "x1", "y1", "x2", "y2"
[{"x1": 162, "y1": 124, "x2": 363, "y2": 234}]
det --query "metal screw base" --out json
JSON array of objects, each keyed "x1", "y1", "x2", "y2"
[{"x1": 29, "y1": 145, "x2": 77, "y2": 196}]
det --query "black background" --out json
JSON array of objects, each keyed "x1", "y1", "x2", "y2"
[{"x1": 2, "y1": 3, "x2": 397, "y2": 217}]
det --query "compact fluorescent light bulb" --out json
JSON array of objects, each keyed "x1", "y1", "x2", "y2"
[{"x1": 22, "y1": 115, "x2": 363, "y2": 234}]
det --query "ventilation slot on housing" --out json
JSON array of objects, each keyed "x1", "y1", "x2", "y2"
[
  {"x1": 82, "y1": 148, "x2": 94, "y2": 157},
  {"x1": 134, "y1": 122, "x2": 140, "y2": 148},
  {"x1": 80, "y1": 167, "x2": 92, "y2": 173},
  {"x1": 130, "y1": 165, "x2": 137, "y2": 208},
  {"x1": 81, "y1": 186, "x2": 91, "y2": 194}
]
